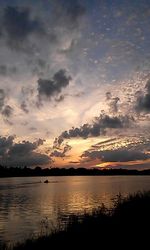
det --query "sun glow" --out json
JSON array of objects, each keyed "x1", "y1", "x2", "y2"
[{"x1": 96, "y1": 159, "x2": 150, "y2": 169}]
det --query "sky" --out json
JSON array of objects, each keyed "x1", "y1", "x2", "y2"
[{"x1": 0, "y1": 0, "x2": 150, "y2": 169}]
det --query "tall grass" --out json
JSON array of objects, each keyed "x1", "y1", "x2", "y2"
[{"x1": 2, "y1": 191, "x2": 150, "y2": 250}]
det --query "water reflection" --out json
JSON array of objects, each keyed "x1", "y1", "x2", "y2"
[{"x1": 0, "y1": 176, "x2": 150, "y2": 243}]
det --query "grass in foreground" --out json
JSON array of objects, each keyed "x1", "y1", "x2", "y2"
[{"x1": 1, "y1": 191, "x2": 150, "y2": 250}]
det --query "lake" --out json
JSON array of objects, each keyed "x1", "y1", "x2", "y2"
[{"x1": 0, "y1": 176, "x2": 150, "y2": 243}]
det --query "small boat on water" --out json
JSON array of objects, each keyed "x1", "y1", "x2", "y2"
[{"x1": 44, "y1": 180, "x2": 49, "y2": 183}]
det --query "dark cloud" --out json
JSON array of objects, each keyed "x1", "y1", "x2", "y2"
[
  {"x1": 30, "y1": 58, "x2": 49, "y2": 77},
  {"x1": 0, "y1": 135, "x2": 14, "y2": 156},
  {"x1": 0, "y1": 89, "x2": 13, "y2": 119},
  {"x1": 50, "y1": 150, "x2": 65, "y2": 158},
  {"x1": 69, "y1": 161, "x2": 80, "y2": 164},
  {"x1": 2, "y1": 6, "x2": 44, "y2": 50},
  {"x1": 29, "y1": 127, "x2": 37, "y2": 131},
  {"x1": 37, "y1": 69, "x2": 72, "y2": 101},
  {"x1": 73, "y1": 91, "x2": 85, "y2": 97},
  {"x1": 0, "y1": 136, "x2": 50, "y2": 167},
  {"x1": 81, "y1": 148, "x2": 150, "y2": 163},
  {"x1": 106, "y1": 92, "x2": 112, "y2": 100},
  {"x1": 109, "y1": 97, "x2": 120, "y2": 113},
  {"x1": 136, "y1": 79, "x2": 150, "y2": 112},
  {"x1": 53, "y1": 0, "x2": 86, "y2": 30},
  {"x1": 0, "y1": 0, "x2": 86, "y2": 82},
  {"x1": 55, "y1": 95, "x2": 65, "y2": 103},
  {"x1": 0, "y1": 89, "x2": 5, "y2": 110},
  {"x1": 64, "y1": 1, "x2": 85, "y2": 29},
  {"x1": 1, "y1": 105, "x2": 13, "y2": 117},
  {"x1": 0, "y1": 1, "x2": 85, "y2": 56},
  {"x1": 0, "y1": 65, "x2": 7, "y2": 76},
  {"x1": 106, "y1": 92, "x2": 120, "y2": 113},
  {"x1": 0, "y1": 65, "x2": 17, "y2": 76},
  {"x1": 3, "y1": 118, "x2": 13, "y2": 126},
  {"x1": 37, "y1": 59, "x2": 46, "y2": 69},
  {"x1": 91, "y1": 138, "x2": 117, "y2": 149},
  {"x1": 97, "y1": 114, "x2": 132, "y2": 128},
  {"x1": 20, "y1": 101, "x2": 29, "y2": 113},
  {"x1": 50, "y1": 144, "x2": 72, "y2": 158},
  {"x1": 53, "y1": 136, "x2": 64, "y2": 149},
  {"x1": 54, "y1": 114, "x2": 134, "y2": 148},
  {"x1": 54, "y1": 91, "x2": 85, "y2": 103}
]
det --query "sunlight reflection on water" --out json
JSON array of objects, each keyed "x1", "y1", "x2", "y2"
[{"x1": 0, "y1": 176, "x2": 150, "y2": 243}]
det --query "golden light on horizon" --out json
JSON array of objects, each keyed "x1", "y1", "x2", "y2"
[{"x1": 96, "y1": 159, "x2": 150, "y2": 169}]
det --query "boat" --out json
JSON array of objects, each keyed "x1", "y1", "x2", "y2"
[{"x1": 44, "y1": 180, "x2": 49, "y2": 183}]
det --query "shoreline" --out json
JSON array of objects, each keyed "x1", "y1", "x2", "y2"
[
  {"x1": 1, "y1": 174, "x2": 150, "y2": 178},
  {"x1": 1, "y1": 167, "x2": 150, "y2": 178},
  {"x1": 1, "y1": 191, "x2": 150, "y2": 249}
]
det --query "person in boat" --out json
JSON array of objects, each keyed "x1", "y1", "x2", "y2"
[{"x1": 44, "y1": 180, "x2": 49, "y2": 183}]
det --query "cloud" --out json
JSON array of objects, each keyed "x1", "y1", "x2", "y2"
[
  {"x1": 54, "y1": 113, "x2": 134, "y2": 147},
  {"x1": 29, "y1": 127, "x2": 37, "y2": 131},
  {"x1": 0, "y1": 0, "x2": 85, "y2": 61},
  {"x1": 97, "y1": 114, "x2": 132, "y2": 128},
  {"x1": 50, "y1": 150, "x2": 65, "y2": 158},
  {"x1": 0, "y1": 89, "x2": 13, "y2": 118},
  {"x1": 50, "y1": 144, "x2": 72, "y2": 158},
  {"x1": 0, "y1": 0, "x2": 86, "y2": 89},
  {"x1": 3, "y1": 118, "x2": 13, "y2": 126},
  {"x1": 106, "y1": 92, "x2": 112, "y2": 100},
  {"x1": 53, "y1": 0, "x2": 86, "y2": 31},
  {"x1": 81, "y1": 148, "x2": 150, "y2": 163},
  {"x1": 0, "y1": 65, "x2": 17, "y2": 76},
  {"x1": 0, "y1": 89, "x2": 13, "y2": 120},
  {"x1": 0, "y1": 135, "x2": 14, "y2": 156},
  {"x1": 37, "y1": 69, "x2": 72, "y2": 101},
  {"x1": 80, "y1": 136, "x2": 150, "y2": 167},
  {"x1": 69, "y1": 161, "x2": 80, "y2": 164},
  {"x1": 91, "y1": 138, "x2": 118, "y2": 149},
  {"x1": 109, "y1": 97, "x2": 120, "y2": 113},
  {"x1": 106, "y1": 92, "x2": 120, "y2": 113},
  {"x1": 54, "y1": 91, "x2": 85, "y2": 103},
  {"x1": 2, "y1": 6, "x2": 44, "y2": 51},
  {"x1": 0, "y1": 136, "x2": 50, "y2": 166},
  {"x1": 20, "y1": 101, "x2": 29, "y2": 113},
  {"x1": 55, "y1": 95, "x2": 65, "y2": 103},
  {"x1": 1, "y1": 105, "x2": 13, "y2": 117},
  {"x1": 63, "y1": 1, "x2": 85, "y2": 29},
  {"x1": 135, "y1": 79, "x2": 150, "y2": 112},
  {"x1": 0, "y1": 89, "x2": 5, "y2": 110}
]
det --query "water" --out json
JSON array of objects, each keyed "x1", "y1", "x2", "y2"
[{"x1": 0, "y1": 176, "x2": 150, "y2": 243}]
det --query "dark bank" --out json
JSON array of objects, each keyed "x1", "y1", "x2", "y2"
[
  {"x1": 1, "y1": 166, "x2": 150, "y2": 178},
  {"x1": 1, "y1": 191, "x2": 150, "y2": 250}
]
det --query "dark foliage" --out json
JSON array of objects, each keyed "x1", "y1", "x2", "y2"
[
  {"x1": 0, "y1": 165, "x2": 150, "y2": 177},
  {"x1": 1, "y1": 192, "x2": 149, "y2": 250}
]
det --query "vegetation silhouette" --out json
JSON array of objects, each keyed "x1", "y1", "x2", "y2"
[
  {"x1": 1, "y1": 191, "x2": 150, "y2": 249},
  {"x1": 0, "y1": 165, "x2": 150, "y2": 177}
]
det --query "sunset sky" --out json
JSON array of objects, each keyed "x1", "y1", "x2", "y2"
[{"x1": 0, "y1": 0, "x2": 150, "y2": 169}]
